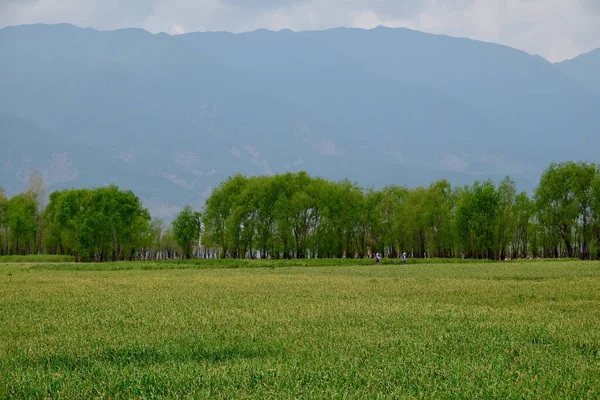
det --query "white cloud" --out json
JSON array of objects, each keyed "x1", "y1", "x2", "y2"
[
  {"x1": 151, "y1": 169, "x2": 193, "y2": 188},
  {"x1": 1, "y1": 0, "x2": 599, "y2": 61},
  {"x1": 171, "y1": 24, "x2": 185, "y2": 34},
  {"x1": 316, "y1": 139, "x2": 346, "y2": 156}
]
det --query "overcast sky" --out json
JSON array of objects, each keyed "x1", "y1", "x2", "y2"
[{"x1": 1, "y1": 0, "x2": 599, "y2": 61}]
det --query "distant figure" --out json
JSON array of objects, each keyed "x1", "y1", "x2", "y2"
[
  {"x1": 376, "y1": 252, "x2": 381, "y2": 264},
  {"x1": 401, "y1": 252, "x2": 407, "y2": 264}
]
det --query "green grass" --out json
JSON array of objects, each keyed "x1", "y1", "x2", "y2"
[
  {"x1": 0, "y1": 254, "x2": 75, "y2": 263},
  {"x1": 28, "y1": 257, "x2": 579, "y2": 272},
  {"x1": 27, "y1": 257, "x2": 515, "y2": 271},
  {"x1": 1, "y1": 261, "x2": 599, "y2": 398}
]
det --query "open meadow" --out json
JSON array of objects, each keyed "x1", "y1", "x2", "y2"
[{"x1": 1, "y1": 260, "x2": 599, "y2": 398}]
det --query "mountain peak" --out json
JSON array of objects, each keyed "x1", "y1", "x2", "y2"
[
  {"x1": 113, "y1": 27, "x2": 153, "y2": 35},
  {"x1": 558, "y1": 47, "x2": 600, "y2": 64},
  {"x1": 555, "y1": 47, "x2": 600, "y2": 94},
  {"x1": 0, "y1": 22, "x2": 84, "y2": 33}
]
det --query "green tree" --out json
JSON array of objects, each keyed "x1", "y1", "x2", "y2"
[
  {"x1": 173, "y1": 205, "x2": 202, "y2": 259},
  {"x1": 0, "y1": 187, "x2": 8, "y2": 255},
  {"x1": 43, "y1": 186, "x2": 151, "y2": 261},
  {"x1": 513, "y1": 192, "x2": 533, "y2": 259},
  {"x1": 6, "y1": 193, "x2": 38, "y2": 254},
  {"x1": 27, "y1": 169, "x2": 47, "y2": 252},
  {"x1": 42, "y1": 190, "x2": 62, "y2": 254},
  {"x1": 159, "y1": 228, "x2": 179, "y2": 259},
  {"x1": 455, "y1": 181, "x2": 500, "y2": 259},
  {"x1": 254, "y1": 175, "x2": 279, "y2": 259},
  {"x1": 404, "y1": 187, "x2": 431, "y2": 258},
  {"x1": 534, "y1": 162, "x2": 596, "y2": 258},
  {"x1": 376, "y1": 185, "x2": 408, "y2": 258},
  {"x1": 271, "y1": 173, "x2": 297, "y2": 259},
  {"x1": 202, "y1": 174, "x2": 248, "y2": 258},
  {"x1": 422, "y1": 180, "x2": 456, "y2": 258},
  {"x1": 142, "y1": 217, "x2": 165, "y2": 260},
  {"x1": 589, "y1": 171, "x2": 600, "y2": 259},
  {"x1": 358, "y1": 188, "x2": 382, "y2": 258},
  {"x1": 496, "y1": 177, "x2": 517, "y2": 260},
  {"x1": 570, "y1": 163, "x2": 597, "y2": 259}
]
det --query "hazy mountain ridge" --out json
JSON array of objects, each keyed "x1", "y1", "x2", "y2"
[
  {"x1": 556, "y1": 48, "x2": 600, "y2": 95},
  {"x1": 1, "y1": 23, "x2": 599, "y2": 218}
]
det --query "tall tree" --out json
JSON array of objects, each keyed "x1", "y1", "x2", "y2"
[
  {"x1": 403, "y1": 187, "x2": 429, "y2": 258},
  {"x1": 43, "y1": 186, "x2": 151, "y2": 261},
  {"x1": 6, "y1": 193, "x2": 38, "y2": 254},
  {"x1": 202, "y1": 174, "x2": 247, "y2": 258},
  {"x1": 570, "y1": 163, "x2": 597, "y2": 259},
  {"x1": 42, "y1": 190, "x2": 62, "y2": 255},
  {"x1": 0, "y1": 188, "x2": 8, "y2": 255},
  {"x1": 534, "y1": 162, "x2": 596, "y2": 258},
  {"x1": 27, "y1": 170, "x2": 47, "y2": 252},
  {"x1": 358, "y1": 188, "x2": 382, "y2": 258},
  {"x1": 172, "y1": 205, "x2": 202, "y2": 259},
  {"x1": 376, "y1": 185, "x2": 408, "y2": 258},
  {"x1": 423, "y1": 180, "x2": 456, "y2": 258},
  {"x1": 496, "y1": 177, "x2": 517, "y2": 260},
  {"x1": 589, "y1": 168, "x2": 600, "y2": 259},
  {"x1": 160, "y1": 228, "x2": 179, "y2": 260},
  {"x1": 513, "y1": 192, "x2": 533, "y2": 259},
  {"x1": 455, "y1": 181, "x2": 500, "y2": 259}
]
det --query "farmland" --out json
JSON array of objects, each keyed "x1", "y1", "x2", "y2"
[{"x1": 1, "y1": 261, "x2": 599, "y2": 398}]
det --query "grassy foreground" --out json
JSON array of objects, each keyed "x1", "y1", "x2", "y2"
[{"x1": 1, "y1": 261, "x2": 599, "y2": 398}]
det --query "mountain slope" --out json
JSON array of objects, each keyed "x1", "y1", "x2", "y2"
[
  {"x1": 179, "y1": 26, "x2": 600, "y2": 162},
  {"x1": 1, "y1": 24, "x2": 597, "y2": 217},
  {"x1": 556, "y1": 48, "x2": 600, "y2": 95}
]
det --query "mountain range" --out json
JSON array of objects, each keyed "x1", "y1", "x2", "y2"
[{"x1": 1, "y1": 23, "x2": 599, "y2": 218}]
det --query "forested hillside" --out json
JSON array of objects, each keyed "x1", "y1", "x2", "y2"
[
  {"x1": 1, "y1": 24, "x2": 599, "y2": 217},
  {"x1": 2, "y1": 162, "x2": 599, "y2": 261}
]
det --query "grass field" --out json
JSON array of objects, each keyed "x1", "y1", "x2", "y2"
[
  {"x1": 1, "y1": 261, "x2": 599, "y2": 398},
  {"x1": 0, "y1": 254, "x2": 75, "y2": 263}
]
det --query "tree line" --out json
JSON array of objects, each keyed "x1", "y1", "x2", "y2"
[
  {"x1": 199, "y1": 161, "x2": 600, "y2": 260},
  {"x1": 1, "y1": 162, "x2": 599, "y2": 261},
  {"x1": 0, "y1": 172, "x2": 179, "y2": 261}
]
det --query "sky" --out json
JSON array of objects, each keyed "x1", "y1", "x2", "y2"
[{"x1": 1, "y1": 0, "x2": 599, "y2": 62}]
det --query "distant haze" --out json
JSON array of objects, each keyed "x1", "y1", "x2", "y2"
[
  {"x1": 1, "y1": 0, "x2": 600, "y2": 62},
  {"x1": 1, "y1": 23, "x2": 600, "y2": 220}
]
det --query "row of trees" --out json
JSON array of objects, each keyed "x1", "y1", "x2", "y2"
[
  {"x1": 1, "y1": 162, "x2": 599, "y2": 261},
  {"x1": 0, "y1": 174, "x2": 185, "y2": 261},
  {"x1": 198, "y1": 162, "x2": 600, "y2": 260},
  {"x1": 43, "y1": 186, "x2": 153, "y2": 261}
]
